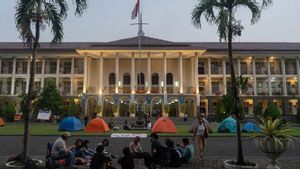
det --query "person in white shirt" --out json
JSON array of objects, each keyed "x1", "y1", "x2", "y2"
[
  {"x1": 193, "y1": 117, "x2": 208, "y2": 160},
  {"x1": 129, "y1": 136, "x2": 144, "y2": 158},
  {"x1": 51, "y1": 132, "x2": 75, "y2": 167}
]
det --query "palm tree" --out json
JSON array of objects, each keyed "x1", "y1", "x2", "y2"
[
  {"x1": 15, "y1": 0, "x2": 87, "y2": 161},
  {"x1": 192, "y1": 0, "x2": 272, "y2": 165}
]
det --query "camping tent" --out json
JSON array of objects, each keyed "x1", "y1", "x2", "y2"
[
  {"x1": 0, "y1": 118, "x2": 5, "y2": 126},
  {"x1": 218, "y1": 117, "x2": 237, "y2": 133},
  {"x1": 242, "y1": 122, "x2": 260, "y2": 133},
  {"x1": 85, "y1": 117, "x2": 110, "y2": 132},
  {"x1": 151, "y1": 117, "x2": 177, "y2": 133},
  {"x1": 59, "y1": 116, "x2": 84, "y2": 131}
]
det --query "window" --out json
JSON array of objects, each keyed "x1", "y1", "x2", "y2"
[
  {"x1": 166, "y1": 73, "x2": 173, "y2": 85},
  {"x1": 60, "y1": 59, "x2": 71, "y2": 74},
  {"x1": 198, "y1": 62, "x2": 205, "y2": 74},
  {"x1": 45, "y1": 59, "x2": 57, "y2": 74},
  {"x1": 123, "y1": 73, "x2": 130, "y2": 85},
  {"x1": 241, "y1": 62, "x2": 247, "y2": 74},
  {"x1": 226, "y1": 62, "x2": 231, "y2": 74},
  {"x1": 34, "y1": 81, "x2": 41, "y2": 92},
  {"x1": 77, "y1": 81, "x2": 83, "y2": 93},
  {"x1": 63, "y1": 81, "x2": 71, "y2": 94},
  {"x1": 137, "y1": 73, "x2": 145, "y2": 85},
  {"x1": 1, "y1": 59, "x2": 13, "y2": 74},
  {"x1": 199, "y1": 82, "x2": 205, "y2": 92},
  {"x1": 16, "y1": 60, "x2": 27, "y2": 74},
  {"x1": 35, "y1": 61, "x2": 42, "y2": 74},
  {"x1": 212, "y1": 82, "x2": 219, "y2": 94},
  {"x1": 211, "y1": 62, "x2": 221, "y2": 74},
  {"x1": 151, "y1": 73, "x2": 159, "y2": 85},
  {"x1": 109, "y1": 73, "x2": 116, "y2": 85},
  {"x1": 74, "y1": 58, "x2": 84, "y2": 74}
]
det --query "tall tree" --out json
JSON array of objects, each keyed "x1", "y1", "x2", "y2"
[
  {"x1": 192, "y1": 0, "x2": 272, "y2": 165},
  {"x1": 15, "y1": 0, "x2": 87, "y2": 161}
]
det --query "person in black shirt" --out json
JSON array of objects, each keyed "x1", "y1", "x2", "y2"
[
  {"x1": 118, "y1": 147, "x2": 134, "y2": 169},
  {"x1": 165, "y1": 139, "x2": 182, "y2": 167},
  {"x1": 144, "y1": 133, "x2": 167, "y2": 168},
  {"x1": 90, "y1": 145, "x2": 112, "y2": 169}
]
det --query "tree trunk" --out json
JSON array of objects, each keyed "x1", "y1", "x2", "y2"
[
  {"x1": 22, "y1": 20, "x2": 40, "y2": 161},
  {"x1": 228, "y1": 9, "x2": 245, "y2": 165}
]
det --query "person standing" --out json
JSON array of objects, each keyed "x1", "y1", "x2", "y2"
[{"x1": 193, "y1": 117, "x2": 208, "y2": 160}]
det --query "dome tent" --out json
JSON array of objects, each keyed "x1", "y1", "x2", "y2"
[
  {"x1": 59, "y1": 116, "x2": 84, "y2": 131},
  {"x1": 85, "y1": 117, "x2": 110, "y2": 133},
  {"x1": 218, "y1": 117, "x2": 237, "y2": 133},
  {"x1": 0, "y1": 118, "x2": 5, "y2": 126},
  {"x1": 242, "y1": 122, "x2": 260, "y2": 133},
  {"x1": 151, "y1": 117, "x2": 177, "y2": 133}
]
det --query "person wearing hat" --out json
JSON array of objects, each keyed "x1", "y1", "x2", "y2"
[{"x1": 51, "y1": 132, "x2": 75, "y2": 168}]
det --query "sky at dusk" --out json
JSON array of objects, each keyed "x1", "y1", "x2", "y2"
[{"x1": 0, "y1": 0, "x2": 299, "y2": 42}]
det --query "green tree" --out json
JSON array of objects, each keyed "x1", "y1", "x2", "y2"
[
  {"x1": 4, "y1": 101, "x2": 16, "y2": 122},
  {"x1": 67, "y1": 99, "x2": 79, "y2": 116},
  {"x1": 192, "y1": 0, "x2": 272, "y2": 165},
  {"x1": 253, "y1": 103, "x2": 263, "y2": 117},
  {"x1": 36, "y1": 80, "x2": 63, "y2": 115},
  {"x1": 263, "y1": 103, "x2": 281, "y2": 120},
  {"x1": 15, "y1": 0, "x2": 87, "y2": 160}
]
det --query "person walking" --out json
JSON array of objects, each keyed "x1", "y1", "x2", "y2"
[{"x1": 193, "y1": 117, "x2": 208, "y2": 160}]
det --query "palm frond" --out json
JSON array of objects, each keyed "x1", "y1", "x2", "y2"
[
  {"x1": 235, "y1": 0, "x2": 261, "y2": 24},
  {"x1": 43, "y1": 2, "x2": 64, "y2": 45},
  {"x1": 73, "y1": 0, "x2": 88, "y2": 16},
  {"x1": 192, "y1": 0, "x2": 219, "y2": 28}
]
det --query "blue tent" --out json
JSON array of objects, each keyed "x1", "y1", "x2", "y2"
[
  {"x1": 59, "y1": 116, "x2": 84, "y2": 131},
  {"x1": 218, "y1": 117, "x2": 237, "y2": 133},
  {"x1": 242, "y1": 122, "x2": 260, "y2": 133}
]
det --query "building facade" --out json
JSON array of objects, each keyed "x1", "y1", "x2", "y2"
[{"x1": 0, "y1": 36, "x2": 300, "y2": 117}]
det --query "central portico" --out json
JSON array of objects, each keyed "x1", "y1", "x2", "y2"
[{"x1": 77, "y1": 36, "x2": 205, "y2": 117}]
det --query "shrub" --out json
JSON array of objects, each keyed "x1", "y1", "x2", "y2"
[
  {"x1": 253, "y1": 103, "x2": 263, "y2": 117},
  {"x1": 4, "y1": 101, "x2": 16, "y2": 122},
  {"x1": 163, "y1": 104, "x2": 170, "y2": 114},
  {"x1": 263, "y1": 103, "x2": 281, "y2": 120},
  {"x1": 215, "y1": 102, "x2": 229, "y2": 122}
]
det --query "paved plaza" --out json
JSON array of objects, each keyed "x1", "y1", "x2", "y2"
[{"x1": 0, "y1": 136, "x2": 299, "y2": 169}]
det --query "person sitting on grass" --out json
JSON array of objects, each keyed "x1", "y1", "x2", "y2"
[
  {"x1": 118, "y1": 147, "x2": 134, "y2": 169},
  {"x1": 72, "y1": 139, "x2": 87, "y2": 165},
  {"x1": 51, "y1": 132, "x2": 75, "y2": 168},
  {"x1": 176, "y1": 138, "x2": 195, "y2": 163},
  {"x1": 129, "y1": 136, "x2": 144, "y2": 158},
  {"x1": 82, "y1": 140, "x2": 95, "y2": 161},
  {"x1": 90, "y1": 145, "x2": 113, "y2": 169},
  {"x1": 144, "y1": 133, "x2": 167, "y2": 168},
  {"x1": 165, "y1": 138, "x2": 182, "y2": 168},
  {"x1": 97, "y1": 139, "x2": 116, "y2": 158}
]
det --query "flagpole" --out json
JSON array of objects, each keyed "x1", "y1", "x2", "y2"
[{"x1": 138, "y1": 0, "x2": 142, "y2": 93}]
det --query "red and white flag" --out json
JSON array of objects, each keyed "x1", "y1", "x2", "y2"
[{"x1": 131, "y1": 0, "x2": 140, "y2": 20}]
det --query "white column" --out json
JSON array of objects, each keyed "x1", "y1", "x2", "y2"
[
  {"x1": 163, "y1": 53, "x2": 167, "y2": 104},
  {"x1": 115, "y1": 54, "x2": 119, "y2": 94},
  {"x1": 267, "y1": 57, "x2": 272, "y2": 95},
  {"x1": 195, "y1": 53, "x2": 200, "y2": 106},
  {"x1": 296, "y1": 58, "x2": 300, "y2": 95},
  {"x1": 147, "y1": 53, "x2": 151, "y2": 93},
  {"x1": 98, "y1": 55, "x2": 103, "y2": 104},
  {"x1": 41, "y1": 57, "x2": 45, "y2": 89},
  {"x1": 56, "y1": 57, "x2": 60, "y2": 88},
  {"x1": 131, "y1": 53, "x2": 135, "y2": 99},
  {"x1": 11, "y1": 57, "x2": 16, "y2": 95},
  {"x1": 222, "y1": 58, "x2": 227, "y2": 95},
  {"x1": 179, "y1": 53, "x2": 183, "y2": 94},
  {"x1": 26, "y1": 57, "x2": 30, "y2": 94},
  {"x1": 252, "y1": 58, "x2": 257, "y2": 95},
  {"x1": 70, "y1": 56, "x2": 75, "y2": 95},
  {"x1": 163, "y1": 53, "x2": 167, "y2": 95},
  {"x1": 208, "y1": 57, "x2": 212, "y2": 95},
  {"x1": 237, "y1": 57, "x2": 241, "y2": 75},
  {"x1": 281, "y1": 57, "x2": 287, "y2": 96},
  {"x1": 83, "y1": 54, "x2": 88, "y2": 93}
]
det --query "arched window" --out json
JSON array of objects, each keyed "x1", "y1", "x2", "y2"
[
  {"x1": 151, "y1": 73, "x2": 159, "y2": 85},
  {"x1": 123, "y1": 73, "x2": 131, "y2": 85},
  {"x1": 137, "y1": 73, "x2": 145, "y2": 85},
  {"x1": 109, "y1": 73, "x2": 116, "y2": 85},
  {"x1": 166, "y1": 73, "x2": 173, "y2": 85}
]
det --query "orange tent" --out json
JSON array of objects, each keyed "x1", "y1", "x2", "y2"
[
  {"x1": 85, "y1": 118, "x2": 110, "y2": 133},
  {"x1": 0, "y1": 118, "x2": 5, "y2": 126},
  {"x1": 151, "y1": 117, "x2": 177, "y2": 133}
]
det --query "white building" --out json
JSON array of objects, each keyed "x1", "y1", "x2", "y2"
[{"x1": 0, "y1": 36, "x2": 299, "y2": 118}]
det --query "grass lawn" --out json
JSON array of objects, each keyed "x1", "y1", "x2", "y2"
[{"x1": 0, "y1": 123, "x2": 300, "y2": 137}]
